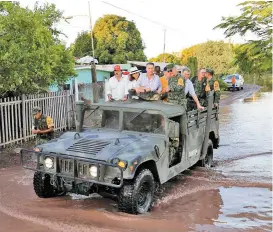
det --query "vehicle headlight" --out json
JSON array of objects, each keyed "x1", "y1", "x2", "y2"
[
  {"x1": 44, "y1": 157, "x2": 54, "y2": 169},
  {"x1": 89, "y1": 166, "x2": 98, "y2": 177}
]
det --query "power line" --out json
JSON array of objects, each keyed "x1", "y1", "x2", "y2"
[{"x1": 99, "y1": 0, "x2": 176, "y2": 30}]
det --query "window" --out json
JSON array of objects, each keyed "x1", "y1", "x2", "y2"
[
  {"x1": 123, "y1": 112, "x2": 165, "y2": 134},
  {"x1": 83, "y1": 109, "x2": 119, "y2": 129}
]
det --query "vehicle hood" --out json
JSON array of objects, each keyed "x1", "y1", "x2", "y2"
[{"x1": 38, "y1": 129, "x2": 164, "y2": 162}]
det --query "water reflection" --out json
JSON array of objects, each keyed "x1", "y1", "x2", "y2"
[
  {"x1": 215, "y1": 93, "x2": 272, "y2": 159},
  {"x1": 216, "y1": 187, "x2": 272, "y2": 231}
]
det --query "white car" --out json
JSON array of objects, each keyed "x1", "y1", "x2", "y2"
[{"x1": 224, "y1": 74, "x2": 244, "y2": 91}]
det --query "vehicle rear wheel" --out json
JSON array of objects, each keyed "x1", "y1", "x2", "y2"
[
  {"x1": 118, "y1": 169, "x2": 155, "y2": 214},
  {"x1": 197, "y1": 139, "x2": 213, "y2": 168},
  {"x1": 33, "y1": 171, "x2": 56, "y2": 198}
]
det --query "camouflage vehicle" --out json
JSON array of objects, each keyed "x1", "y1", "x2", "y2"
[{"x1": 20, "y1": 91, "x2": 219, "y2": 214}]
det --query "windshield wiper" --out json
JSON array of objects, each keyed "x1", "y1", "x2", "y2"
[
  {"x1": 129, "y1": 109, "x2": 146, "y2": 123},
  {"x1": 84, "y1": 106, "x2": 100, "y2": 119}
]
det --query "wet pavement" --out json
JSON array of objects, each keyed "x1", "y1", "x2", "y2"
[{"x1": 0, "y1": 87, "x2": 272, "y2": 232}]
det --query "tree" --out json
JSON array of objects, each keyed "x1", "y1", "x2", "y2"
[
  {"x1": 0, "y1": 2, "x2": 76, "y2": 96},
  {"x1": 72, "y1": 31, "x2": 92, "y2": 57},
  {"x1": 180, "y1": 41, "x2": 235, "y2": 76},
  {"x1": 179, "y1": 45, "x2": 198, "y2": 65},
  {"x1": 186, "y1": 57, "x2": 198, "y2": 77},
  {"x1": 92, "y1": 15, "x2": 146, "y2": 64},
  {"x1": 149, "y1": 53, "x2": 181, "y2": 64},
  {"x1": 214, "y1": 1, "x2": 272, "y2": 71}
]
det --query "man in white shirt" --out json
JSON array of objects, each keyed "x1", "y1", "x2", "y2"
[
  {"x1": 183, "y1": 68, "x2": 204, "y2": 110},
  {"x1": 106, "y1": 65, "x2": 128, "y2": 101},
  {"x1": 134, "y1": 62, "x2": 162, "y2": 94}
]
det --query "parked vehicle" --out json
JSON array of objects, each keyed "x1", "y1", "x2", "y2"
[
  {"x1": 224, "y1": 74, "x2": 244, "y2": 91},
  {"x1": 20, "y1": 92, "x2": 219, "y2": 214}
]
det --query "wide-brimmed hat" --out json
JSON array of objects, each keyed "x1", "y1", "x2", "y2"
[{"x1": 130, "y1": 66, "x2": 141, "y2": 75}]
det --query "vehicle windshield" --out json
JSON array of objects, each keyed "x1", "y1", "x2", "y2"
[
  {"x1": 123, "y1": 112, "x2": 165, "y2": 134},
  {"x1": 83, "y1": 109, "x2": 119, "y2": 129}
]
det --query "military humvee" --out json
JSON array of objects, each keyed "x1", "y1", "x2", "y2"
[{"x1": 20, "y1": 91, "x2": 219, "y2": 214}]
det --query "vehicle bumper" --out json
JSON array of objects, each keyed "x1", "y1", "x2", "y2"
[
  {"x1": 225, "y1": 83, "x2": 240, "y2": 88},
  {"x1": 20, "y1": 149, "x2": 124, "y2": 188}
]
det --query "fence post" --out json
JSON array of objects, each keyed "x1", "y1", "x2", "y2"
[
  {"x1": 66, "y1": 91, "x2": 70, "y2": 130},
  {"x1": 22, "y1": 94, "x2": 27, "y2": 142}
]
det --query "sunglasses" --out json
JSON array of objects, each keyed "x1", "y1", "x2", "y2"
[{"x1": 168, "y1": 70, "x2": 172, "y2": 73}]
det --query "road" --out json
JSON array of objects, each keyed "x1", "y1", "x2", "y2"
[{"x1": 0, "y1": 84, "x2": 271, "y2": 232}]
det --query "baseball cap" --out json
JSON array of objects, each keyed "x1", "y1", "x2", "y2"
[
  {"x1": 32, "y1": 106, "x2": 41, "y2": 115},
  {"x1": 206, "y1": 68, "x2": 214, "y2": 76},
  {"x1": 114, "y1": 65, "x2": 121, "y2": 71},
  {"x1": 166, "y1": 63, "x2": 175, "y2": 71}
]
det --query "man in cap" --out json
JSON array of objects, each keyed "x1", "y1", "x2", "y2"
[
  {"x1": 204, "y1": 68, "x2": 221, "y2": 107},
  {"x1": 166, "y1": 64, "x2": 203, "y2": 110},
  {"x1": 165, "y1": 63, "x2": 187, "y2": 108},
  {"x1": 106, "y1": 65, "x2": 128, "y2": 101},
  {"x1": 32, "y1": 107, "x2": 54, "y2": 145},
  {"x1": 195, "y1": 68, "x2": 207, "y2": 105}
]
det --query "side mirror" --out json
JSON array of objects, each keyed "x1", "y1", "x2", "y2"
[{"x1": 168, "y1": 121, "x2": 179, "y2": 138}]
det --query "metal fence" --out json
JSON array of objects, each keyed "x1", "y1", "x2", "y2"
[{"x1": 0, "y1": 91, "x2": 75, "y2": 147}]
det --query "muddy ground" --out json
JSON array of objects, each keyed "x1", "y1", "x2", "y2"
[{"x1": 0, "y1": 84, "x2": 271, "y2": 232}]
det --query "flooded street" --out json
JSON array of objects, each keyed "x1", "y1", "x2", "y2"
[{"x1": 0, "y1": 88, "x2": 272, "y2": 232}]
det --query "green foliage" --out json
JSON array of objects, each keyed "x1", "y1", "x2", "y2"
[
  {"x1": 149, "y1": 53, "x2": 180, "y2": 64},
  {"x1": 218, "y1": 78, "x2": 228, "y2": 90},
  {"x1": 0, "y1": 2, "x2": 76, "y2": 97},
  {"x1": 72, "y1": 31, "x2": 92, "y2": 57},
  {"x1": 180, "y1": 41, "x2": 235, "y2": 76},
  {"x1": 186, "y1": 57, "x2": 198, "y2": 76},
  {"x1": 180, "y1": 45, "x2": 198, "y2": 65},
  {"x1": 214, "y1": 1, "x2": 272, "y2": 74},
  {"x1": 93, "y1": 14, "x2": 146, "y2": 64}
]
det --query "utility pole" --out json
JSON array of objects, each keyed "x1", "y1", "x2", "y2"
[
  {"x1": 88, "y1": 0, "x2": 97, "y2": 83},
  {"x1": 163, "y1": 29, "x2": 166, "y2": 63}
]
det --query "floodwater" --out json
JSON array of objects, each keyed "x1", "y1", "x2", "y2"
[{"x1": 0, "y1": 90, "x2": 272, "y2": 232}]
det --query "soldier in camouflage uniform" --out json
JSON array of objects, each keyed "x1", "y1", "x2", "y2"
[
  {"x1": 203, "y1": 68, "x2": 221, "y2": 107},
  {"x1": 195, "y1": 68, "x2": 207, "y2": 106},
  {"x1": 32, "y1": 107, "x2": 54, "y2": 145},
  {"x1": 165, "y1": 64, "x2": 188, "y2": 109}
]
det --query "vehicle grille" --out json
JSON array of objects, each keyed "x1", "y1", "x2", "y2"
[
  {"x1": 59, "y1": 158, "x2": 74, "y2": 173},
  {"x1": 66, "y1": 138, "x2": 111, "y2": 156},
  {"x1": 77, "y1": 163, "x2": 90, "y2": 176}
]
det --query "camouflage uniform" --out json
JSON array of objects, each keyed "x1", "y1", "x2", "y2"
[
  {"x1": 168, "y1": 73, "x2": 187, "y2": 109},
  {"x1": 204, "y1": 77, "x2": 221, "y2": 106},
  {"x1": 195, "y1": 77, "x2": 207, "y2": 106},
  {"x1": 32, "y1": 107, "x2": 54, "y2": 145}
]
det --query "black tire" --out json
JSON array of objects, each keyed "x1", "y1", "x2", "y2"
[
  {"x1": 118, "y1": 169, "x2": 155, "y2": 214},
  {"x1": 213, "y1": 136, "x2": 220, "y2": 149},
  {"x1": 201, "y1": 139, "x2": 213, "y2": 168},
  {"x1": 196, "y1": 139, "x2": 213, "y2": 168},
  {"x1": 33, "y1": 171, "x2": 56, "y2": 198}
]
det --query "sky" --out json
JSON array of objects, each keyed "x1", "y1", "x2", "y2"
[{"x1": 18, "y1": 0, "x2": 246, "y2": 59}]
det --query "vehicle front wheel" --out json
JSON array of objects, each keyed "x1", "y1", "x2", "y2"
[
  {"x1": 33, "y1": 172, "x2": 56, "y2": 198},
  {"x1": 118, "y1": 169, "x2": 155, "y2": 214}
]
